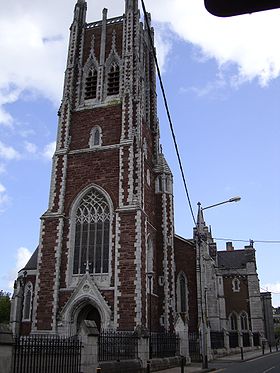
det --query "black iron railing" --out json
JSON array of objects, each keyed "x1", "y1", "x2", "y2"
[
  {"x1": 13, "y1": 335, "x2": 81, "y2": 373},
  {"x1": 242, "y1": 332, "x2": 250, "y2": 347},
  {"x1": 210, "y1": 331, "x2": 225, "y2": 349},
  {"x1": 150, "y1": 332, "x2": 180, "y2": 358},
  {"x1": 188, "y1": 332, "x2": 202, "y2": 362},
  {"x1": 98, "y1": 330, "x2": 138, "y2": 361},
  {"x1": 253, "y1": 332, "x2": 261, "y2": 346},
  {"x1": 229, "y1": 331, "x2": 239, "y2": 348}
]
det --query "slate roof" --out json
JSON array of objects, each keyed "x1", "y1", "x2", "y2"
[
  {"x1": 217, "y1": 249, "x2": 255, "y2": 269},
  {"x1": 23, "y1": 247, "x2": 39, "y2": 270}
]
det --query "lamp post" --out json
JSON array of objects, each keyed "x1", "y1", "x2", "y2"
[
  {"x1": 196, "y1": 196, "x2": 241, "y2": 369},
  {"x1": 147, "y1": 271, "x2": 154, "y2": 360}
]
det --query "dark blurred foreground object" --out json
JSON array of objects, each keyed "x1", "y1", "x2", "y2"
[{"x1": 205, "y1": 0, "x2": 280, "y2": 17}]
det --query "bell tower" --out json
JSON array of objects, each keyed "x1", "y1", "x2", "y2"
[{"x1": 28, "y1": 0, "x2": 176, "y2": 334}]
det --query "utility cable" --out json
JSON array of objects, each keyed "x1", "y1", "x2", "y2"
[
  {"x1": 140, "y1": 0, "x2": 196, "y2": 226},
  {"x1": 214, "y1": 238, "x2": 280, "y2": 244}
]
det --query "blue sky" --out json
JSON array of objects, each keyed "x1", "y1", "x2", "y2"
[{"x1": 0, "y1": 0, "x2": 280, "y2": 307}]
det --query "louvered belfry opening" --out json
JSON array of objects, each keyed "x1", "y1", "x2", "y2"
[
  {"x1": 107, "y1": 63, "x2": 120, "y2": 96},
  {"x1": 85, "y1": 68, "x2": 98, "y2": 99}
]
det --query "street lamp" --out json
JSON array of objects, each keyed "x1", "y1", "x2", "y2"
[
  {"x1": 147, "y1": 271, "x2": 154, "y2": 360},
  {"x1": 196, "y1": 196, "x2": 241, "y2": 369}
]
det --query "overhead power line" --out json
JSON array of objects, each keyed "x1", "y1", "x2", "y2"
[
  {"x1": 140, "y1": 0, "x2": 196, "y2": 226},
  {"x1": 214, "y1": 238, "x2": 280, "y2": 244}
]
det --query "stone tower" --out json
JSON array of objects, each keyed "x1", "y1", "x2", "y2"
[{"x1": 12, "y1": 0, "x2": 176, "y2": 336}]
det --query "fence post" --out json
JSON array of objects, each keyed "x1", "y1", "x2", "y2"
[
  {"x1": 80, "y1": 320, "x2": 100, "y2": 373},
  {"x1": 0, "y1": 324, "x2": 14, "y2": 373},
  {"x1": 134, "y1": 325, "x2": 149, "y2": 369},
  {"x1": 175, "y1": 314, "x2": 190, "y2": 364}
]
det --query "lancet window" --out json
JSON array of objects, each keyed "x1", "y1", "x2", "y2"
[
  {"x1": 73, "y1": 189, "x2": 110, "y2": 275},
  {"x1": 23, "y1": 282, "x2": 33, "y2": 321},
  {"x1": 177, "y1": 272, "x2": 188, "y2": 313},
  {"x1": 85, "y1": 68, "x2": 98, "y2": 99},
  {"x1": 107, "y1": 63, "x2": 120, "y2": 96},
  {"x1": 89, "y1": 127, "x2": 101, "y2": 147}
]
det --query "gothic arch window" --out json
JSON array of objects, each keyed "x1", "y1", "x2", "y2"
[
  {"x1": 89, "y1": 127, "x2": 102, "y2": 148},
  {"x1": 73, "y1": 188, "x2": 111, "y2": 275},
  {"x1": 107, "y1": 62, "x2": 120, "y2": 96},
  {"x1": 232, "y1": 277, "x2": 240, "y2": 292},
  {"x1": 85, "y1": 67, "x2": 98, "y2": 100},
  {"x1": 240, "y1": 311, "x2": 249, "y2": 330},
  {"x1": 146, "y1": 237, "x2": 154, "y2": 292},
  {"x1": 177, "y1": 272, "x2": 188, "y2": 314},
  {"x1": 229, "y1": 312, "x2": 238, "y2": 331},
  {"x1": 23, "y1": 282, "x2": 33, "y2": 321}
]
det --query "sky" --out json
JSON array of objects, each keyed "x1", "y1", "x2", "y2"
[{"x1": 0, "y1": 0, "x2": 280, "y2": 307}]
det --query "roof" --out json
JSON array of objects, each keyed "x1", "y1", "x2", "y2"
[
  {"x1": 23, "y1": 247, "x2": 39, "y2": 270},
  {"x1": 217, "y1": 249, "x2": 255, "y2": 269}
]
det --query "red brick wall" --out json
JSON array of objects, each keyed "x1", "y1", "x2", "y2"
[
  {"x1": 174, "y1": 237, "x2": 198, "y2": 332},
  {"x1": 223, "y1": 276, "x2": 250, "y2": 317}
]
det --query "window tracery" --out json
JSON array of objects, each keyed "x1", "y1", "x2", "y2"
[{"x1": 73, "y1": 188, "x2": 110, "y2": 275}]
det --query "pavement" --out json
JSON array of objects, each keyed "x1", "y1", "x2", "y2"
[{"x1": 154, "y1": 348, "x2": 278, "y2": 372}]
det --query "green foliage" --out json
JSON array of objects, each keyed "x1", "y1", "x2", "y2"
[{"x1": 0, "y1": 291, "x2": 11, "y2": 324}]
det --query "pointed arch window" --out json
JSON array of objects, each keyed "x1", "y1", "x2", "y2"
[
  {"x1": 73, "y1": 188, "x2": 111, "y2": 275},
  {"x1": 147, "y1": 237, "x2": 154, "y2": 292},
  {"x1": 85, "y1": 68, "x2": 98, "y2": 100},
  {"x1": 240, "y1": 312, "x2": 249, "y2": 330},
  {"x1": 229, "y1": 312, "x2": 238, "y2": 330},
  {"x1": 177, "y1": 273, "x2": 188, "y2": 314},
  {"x1": 107, "y1": 63, "x2": 120, "y2": 96},
  {"x1": 23, "y1": 282, "x2": 33, "y2": 321},
  {"x1": 89, "y1": 127, "x2": 102, "y2": 148},
  {"x1": 232, "y1": 277, "x2": 240, "y2": 292}
]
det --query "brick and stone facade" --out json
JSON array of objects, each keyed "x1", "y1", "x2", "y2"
[{"x1": 11, "y1": 0, "x2": 176, "y2": 336}]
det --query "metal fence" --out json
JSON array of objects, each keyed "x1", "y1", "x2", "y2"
[
  {"x1": 210, "y1": 331, "x2": 225, "y2": 349},
  {"x1": 13, "y1": 335, "x2": 82, "y2": 373},
  {"x1": 242, "y1": 332, "x2": 250, "y2": 347},
  {"x1": 253, "y1": 332, "x2": 260, "y2": 346},
  {"x1": 150, "y1": 332, "x2": 180, "y2": 359},
  {"x1": 188, "y1": 332, "x2": 201, "y2": 362},
  {"x1": 98, "y1": 330, "x2": 138, "y2": 361},
  {"x1": 229, "y1": 332, "x2": 239, "y2": 348}
]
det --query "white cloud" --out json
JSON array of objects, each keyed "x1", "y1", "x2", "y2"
[
  {"x1": 24, "y1": 141, "x2": 38, "y2": 154},
  {"x1": 0, "y1": 0, "x2": 280, "y2": 125},
  {"x1": 42, "y1": 141, "x2": 56, "y2": 160},
  {"x1": 0, "y1": 182, "x2": 9, "y2": 212},
  {"x1": 6, "y1": 247, "x2": 32, "y2": 289},
  {"x1": 0, "y1": 141, "x2": 20, "y2": 160}
]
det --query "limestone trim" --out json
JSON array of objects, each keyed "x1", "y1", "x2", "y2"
[
  {"x1": 134, "y1": 210, "x2": 142, "y2": 325},
  {"x1": 59, "y1": 274, "x2": 112, "y2": 335}
]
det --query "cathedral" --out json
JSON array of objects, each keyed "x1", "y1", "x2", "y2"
[{"x1": 10, "y1": 0, "x2": 266, "y2": 359}]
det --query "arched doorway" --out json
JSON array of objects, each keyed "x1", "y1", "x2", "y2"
[{"x1": 76, "y1": 304, "x2": 101, "y2": 333}]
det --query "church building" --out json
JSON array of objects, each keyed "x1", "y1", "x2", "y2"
[{"x1": 11, "y1": 0, "x2": 183, "y2": 337}]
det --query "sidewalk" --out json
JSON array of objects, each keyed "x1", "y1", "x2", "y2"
[
  {"x1": 214, "y1": 347, "x2": 279, "y2": 363},
  {"x1": 153, "y1": 362, "x2": 214, "y2": 373},
  {"x1": 154, "y1": 348, "x2": 280, "y2": 372}
]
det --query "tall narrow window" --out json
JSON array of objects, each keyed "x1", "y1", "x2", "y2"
[
  {"x1": 85, "y1": 68, "x2": 98, "y2": 99},
  {"x1": 23, "y1": 282, "x2": 33, "y2": 321},
  {"x1": 177, "y1": 273, "x2": 188, "y2": 313},
  {"x1": 107, "y1": 63, "x2": 120, "y2": 96},
  {"x1": 147, "y1": 237, "x2": 154, "y2": 292},
  {"x1": 89, "y1": 127, "x2": 101, "y2": 148},
  {"x1": 240, "y1": 312, "x2": 249, "y2": 330},
  {"x1": 230, "y1": 312, "x2": 238, "y2": 330},
  {"x1": 73, "y1": 188, "x2": 110, "y2": 275}
]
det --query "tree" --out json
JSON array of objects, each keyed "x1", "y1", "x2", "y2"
[{"x1": 0, "y1": 291, "x2": 11, "y2": 324}]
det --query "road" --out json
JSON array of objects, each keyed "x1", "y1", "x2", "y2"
[{"x1": 210, "y1": 351, "x2": 280, "y2": 373}]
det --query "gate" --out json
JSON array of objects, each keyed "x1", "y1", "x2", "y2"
[
  {"x1": 151, "y1": 332, "x2": 180, "y2": 358},
  {"x1": 13, "y1": 335, "x2": 82, "y2": 373},
  {"x1": 188, "y1": 332, "x2": 201, "y2": 362}
]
